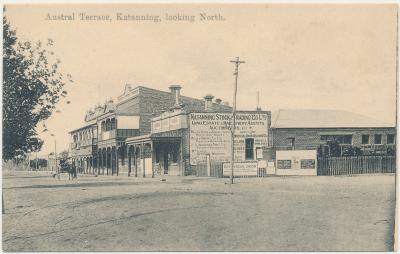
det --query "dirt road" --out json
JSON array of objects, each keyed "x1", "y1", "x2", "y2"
[{"x1": 2, "y1": 171, "x2": 395, "y2": 251}]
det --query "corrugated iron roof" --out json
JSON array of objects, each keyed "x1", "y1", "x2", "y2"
[{"x1": 272, "y1": 109, "x2": 394, "y2": 129}]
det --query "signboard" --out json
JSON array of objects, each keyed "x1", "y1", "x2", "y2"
[
  {"x1": 300, "y1": 159, "x2": 315, "y2": 169},
  {"x1": 275, "y1": 150, "x2": 317, "y2": 175},
  {"x1": 277, "y1": 160, "x2": 292, "y2": 169},
  {"x1": 189, "y1": 112, "x2": 269, "y2": 164},
  {"x1": 152, "y1": 113, "x2": 187, "y2": 133},
  {"x1": 223, "y1": 161, "x2": 258, "y2": 177},
  {"x1": 117, "y1": 115, "x2": 140, "y2": 129}
]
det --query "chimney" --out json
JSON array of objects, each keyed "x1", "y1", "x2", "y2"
[
  {"x1": 169, "y1": 85, "x2": 182, "y2": 107},
  {"x1": 204, "y1": 94, "x2": 214, "y2": 111},
  {"x1": 215, "y1": 98, "x2": 222, "y2": 104},
  {"x1": 256, "y1": 91, "x2": 262, "y2": 111}
]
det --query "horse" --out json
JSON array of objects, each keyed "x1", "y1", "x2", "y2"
[
  {"x1": 53, "y1": 158, "x2": 77, "y2": 180},
  {"x1": 66, "y1": 164, "x2": 77, "y2": 180}
]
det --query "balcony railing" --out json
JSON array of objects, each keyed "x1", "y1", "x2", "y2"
[
  {"x1": 98, "y1": 129, "x2": 116, "y2": 141},
  {"x1": 70, "y1": 138, "x2": 98, "y2": 150}
]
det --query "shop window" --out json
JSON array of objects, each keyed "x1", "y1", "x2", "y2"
[
  {"x1": 245, "y1": 138, "x2": 254, "y2": 160},
  {"x1": 374, "y1": 134, "x2": 382, "y2": 145},
  {"x1": 387, "y1": 134, "x2": 395, "y2": 144},
  {"x1": 362, "y1": 135, "x2": 370, "y2": 145}
]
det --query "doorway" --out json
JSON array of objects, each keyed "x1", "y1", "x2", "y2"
[
  {"x1": 154, "y1": 140, "x2": 181, "y2": 176},
  {"x1": 163, "y1": 151, "x2": 169, "y2": 174}
]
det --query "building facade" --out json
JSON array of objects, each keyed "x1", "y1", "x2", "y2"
[
  {"x1": 69, "y1": 85, "x2": 232, "y2": 176},
  {"x1": 70, "y1": 89, "x2": 395, "y2": 178},
  {"x1": 125, "y1": 107, "x2": 272, "y2": 177},
  {"x1": 272, "y1": 109, "x2": 396, "y2": 157}
]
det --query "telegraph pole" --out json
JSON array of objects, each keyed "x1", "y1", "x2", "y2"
[
  {"x1": 35, "y1": 150, "x2": 38, "y2": 170},
  {"x1": 54, "y1": 139, "x2": 60, "y2": 180},
  {"x1": 230, "y1": 57, "x2": 245, "y2": 184}
]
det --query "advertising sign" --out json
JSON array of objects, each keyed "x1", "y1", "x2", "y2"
[
  {"x1": 275, "y1": 150, "x2": 317, "y2": 175},
  {"x1": 222, "y1": 161, "x2": 258, "y2": 177},
  {"x1": 189, "y1": 112, "x2": 269, "y2": 164}
]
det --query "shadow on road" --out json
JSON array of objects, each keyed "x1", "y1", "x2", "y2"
[
  {"x1": 3, "y1": 175, "x2": 52, "y2": 179},
  {"x1": 3, "y1": 181, "x2": 145, "y2": 190}
]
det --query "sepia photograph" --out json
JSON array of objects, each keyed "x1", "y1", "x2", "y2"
[{"x1": 2, "y1": 3, "x2": 398, "y2": 252}]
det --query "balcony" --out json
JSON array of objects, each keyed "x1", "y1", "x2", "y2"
[
  {"x1": 70, "y1": 138, "x2": 98, "y2": 150},
  {"x1": 99, "y1": 129, "x2": 116, "y2": 141}
]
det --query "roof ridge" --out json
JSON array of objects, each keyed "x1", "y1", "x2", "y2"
[{"x1": 272, "y1": 109, "x2": 394, "y2": 128}]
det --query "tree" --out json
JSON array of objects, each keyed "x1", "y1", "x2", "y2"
[
  {"x1": 29, "y1": 158, "x2": 48, "y2": 169},
  {"x1": 3, "y1": 15, "x2": 72, "y2": 160}
]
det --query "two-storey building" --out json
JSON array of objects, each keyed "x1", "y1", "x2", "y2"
[
  {"x1": 69, "y1": 84, "x2": 232, "y2": 176},
  {"x1": 69, "y1": 106, "x2": 102, "y2": 173}
]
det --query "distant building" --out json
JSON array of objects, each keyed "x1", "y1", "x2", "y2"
[
  {"x1": 271, "y1": 109, "x2": 396, "y2": 157},
  {"x1": 47, "y1": 154, "x2": 57, "y2": 172}
]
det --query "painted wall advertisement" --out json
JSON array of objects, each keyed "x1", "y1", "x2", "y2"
[{"x1": 189, "y1": 112, "x2": 269, "y2": 165}]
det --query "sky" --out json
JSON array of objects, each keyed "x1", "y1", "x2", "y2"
[{"x1": 4, "y1": 4, "x2": 397, "y2": 156}]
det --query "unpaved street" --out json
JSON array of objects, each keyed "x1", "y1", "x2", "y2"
[{"x1": 2, "y1": 171, "x2": 395, "y2": 251}]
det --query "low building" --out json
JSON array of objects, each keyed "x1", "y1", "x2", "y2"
[{"x1": 271, "y1": 109, "x2": 396, "y2": 157}]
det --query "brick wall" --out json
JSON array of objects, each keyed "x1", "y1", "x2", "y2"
[
  {"x1": 137, "y1": 86, "x2": 232, "y2": 135},
  {"x1": 181, "y1": 128, "x2": 192, "y2": 175},
  {"x1": 117, "y1": 97, "x2": 140, "y2": 115},
  {"x1": 272, "y1": 127, "x2": 396, "y2": 150},
  {"x1": 138, "y1": 87, "x2": 175, "y2": 135}
]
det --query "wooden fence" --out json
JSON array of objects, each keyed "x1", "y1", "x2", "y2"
[
  {"x1": 317, "y1": 156, "x2": 396, "y2": 176},
  {"x1": 195, "y1": 162, "x2": 224, "y2": 177}
]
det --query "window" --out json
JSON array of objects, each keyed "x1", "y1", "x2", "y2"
[
  {"x1": 287, "y1": 138, "x2": 295, "y2": 149},
  {"x1": 387, "y1": 134, "x2": 395, "y2": 144},
  {"x1": 320, "y1": 135, "x2": 352, "y2": 145},
  {"x1": 245, "y1": 138, "x2": 254, "y2": 160},
  {"x1": 111, "y1": 118, "x2": 116, "y2": 130},
  {"x1": 342, "y1": 135, "x2": 352, "y2": 144},
  {"x1": 362, "y1": 135, "x2": 370, "y2": 145},
  {"x1": 374, "y1": 134, "x2": 382, "y2": 145}
]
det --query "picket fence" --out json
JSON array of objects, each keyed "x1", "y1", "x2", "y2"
[{"x1": 317, "y1": 156, "x2": 396, "y2": 176}]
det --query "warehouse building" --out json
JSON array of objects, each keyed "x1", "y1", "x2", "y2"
[{"x1": 272, "y1": 109, "x2": 396, "y2": 157}]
